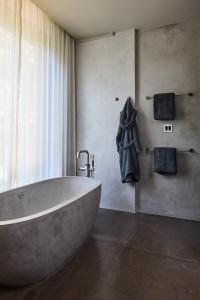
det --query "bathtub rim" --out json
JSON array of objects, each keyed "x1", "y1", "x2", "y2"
[{"x1": 0, "y1": 176, "x2": 101, "y2": 226}]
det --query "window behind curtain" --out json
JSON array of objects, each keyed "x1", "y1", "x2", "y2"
[
  {"x1": 0, "y1": 0, "x2": 21, "y2": 191},
  {"x1": 0, "y1": 0, "x2": 72, "y2": 192},
  {"x1": 16, "y1": 0, "x2": 66, "y2": 186}
]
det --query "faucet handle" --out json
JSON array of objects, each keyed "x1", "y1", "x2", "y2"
[
  {"x1": 78, "y1": 166, "x2": 87, "y2": 171},
  {"x1": 91, "y1": 154, "x2": 94, "y2": 168}
]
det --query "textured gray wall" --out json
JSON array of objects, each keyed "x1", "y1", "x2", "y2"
[
  {"x1": 137, "y1": 21, "x2": 200, "y2": 220},
  {"x1": 76, "y1": 30, "x2": 136, "y2": 212}
]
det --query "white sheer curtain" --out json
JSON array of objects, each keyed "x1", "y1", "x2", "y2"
[
  {"x1": 0, "y1": 0, "x2": 21, "y2": 191},
  {"x1": 17, "y1": 0, "x2": 66, "y2": 186},
  {"x1": 0, "y1": 0, "x2": 75, "y2": 192}
]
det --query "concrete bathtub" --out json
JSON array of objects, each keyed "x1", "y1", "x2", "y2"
[{"x1": 0, "y1": 176, "x2": 101, "y2": 287}]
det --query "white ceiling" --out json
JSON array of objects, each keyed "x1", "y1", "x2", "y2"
[{"x1": 32, "y1": 0, "x2": 199, "y2": 39}]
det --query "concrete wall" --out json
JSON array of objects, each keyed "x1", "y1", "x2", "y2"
[
  {"x1": 137, "y1": 21, "x2": 200, "y2": 220},
  {"x1": 76, "y1": 30, "x2": 136, "y2": 212}
]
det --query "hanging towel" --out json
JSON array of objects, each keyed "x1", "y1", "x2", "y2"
[
  {"x1": 154, "y1": 93, "x2": 175, "y2": 120},
  {"x1": 116, "y1": 97, "x2": 142, "y2": 183},
  {"x1": 153, "y1": 147, "x2": 177, "y2": 175}
]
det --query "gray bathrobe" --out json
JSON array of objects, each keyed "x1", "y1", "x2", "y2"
[{"x1": 116, "y1": 98, "x2": 142, "y2": 183}]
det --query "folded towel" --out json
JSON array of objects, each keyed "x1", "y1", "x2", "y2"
[
  {"x1": 154, "y1": 93, "x2": 175, "y2": 120},
  {"x1": 154, "y1": 147, "x2": 177, "y2": 175}
]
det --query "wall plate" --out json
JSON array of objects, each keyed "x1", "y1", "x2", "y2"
[{"x1": 164, "y1": 124, "x2": 173, "y2": 133}]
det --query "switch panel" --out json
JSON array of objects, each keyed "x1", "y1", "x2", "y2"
[{"x1": 164, "y1": 124, "x2": 173, "y2": 133}]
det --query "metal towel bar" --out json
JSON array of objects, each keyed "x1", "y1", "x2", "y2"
[
  {"x1": 146, "y1": 148, "x2": 195, "y2": 153},
  {"x1": 146, "y1": 93, "x2": 193, "y2": 100}
]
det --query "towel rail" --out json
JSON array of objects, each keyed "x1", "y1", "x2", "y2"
[
  {"x1": 146, "y1": 93, "x2": 193, "y2": 100},
  {"x1": 146, "y1": 148, "x2": 195, "y2": 153}
]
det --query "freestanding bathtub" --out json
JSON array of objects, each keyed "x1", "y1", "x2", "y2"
[{"x1": 0, "y1": 176, "x2": 101, "y2": 287}]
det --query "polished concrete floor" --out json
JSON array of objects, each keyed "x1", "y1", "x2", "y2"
[{"x1": 0, "y1": 209, "x2": 200, "y2": 300}]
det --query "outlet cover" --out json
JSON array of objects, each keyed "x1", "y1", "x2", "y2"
[{"x1": 164, "y1": 124, "x2": 173, "y2": 133}]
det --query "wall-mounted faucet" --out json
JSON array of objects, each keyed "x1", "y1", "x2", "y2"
[{"x1": 77, "y1": 150, "x2": 95, "y2": 178}]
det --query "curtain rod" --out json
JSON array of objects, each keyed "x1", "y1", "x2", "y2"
[{"x1": 76, "y1": 32, "x2": 116, "y2": 44}]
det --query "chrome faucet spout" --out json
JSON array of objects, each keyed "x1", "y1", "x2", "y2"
[
  {"x1": 77, "y1": 150, "x2": 89, "y2": 164},
  {"x1": 76, "y1": 150, "x2": 90, "y2": 177}
]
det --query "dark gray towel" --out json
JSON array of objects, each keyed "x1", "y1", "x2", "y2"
[
  {"x1": 116, "y1": 97, "x2": 142, "y2": 183},
  {"x1": 154, "y1": 93, "x2": 175, "y2": 120},
  {"x1": 154, "y1": 147, "x2": 177, "y2": 175}
]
